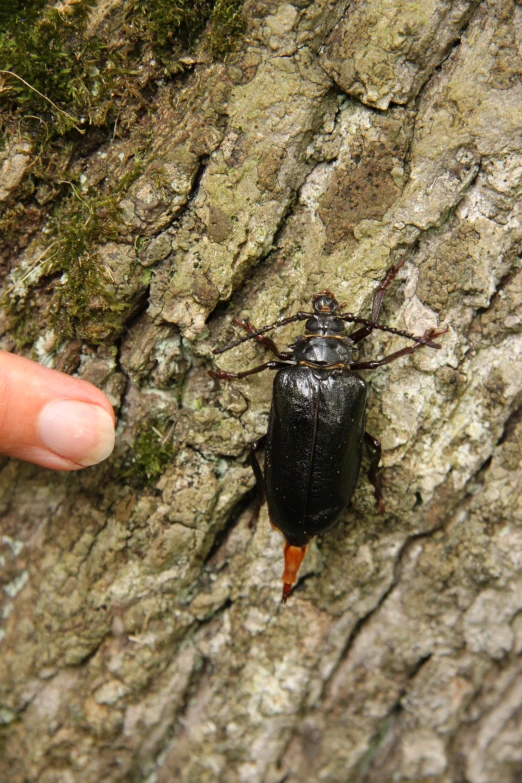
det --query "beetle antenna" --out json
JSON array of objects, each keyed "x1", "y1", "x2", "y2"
[
  {"x1": 212, "y1": 312, "x2": 313, "y2": 355},
  {"x1": 339, "y1": 313, "x2": 444, "y2": 349}
]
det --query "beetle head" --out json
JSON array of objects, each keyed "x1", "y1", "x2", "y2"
[{"x1": 311, "y1": 291, "x2": 338, "y2": 313}]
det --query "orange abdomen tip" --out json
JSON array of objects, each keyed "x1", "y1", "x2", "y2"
[{"x1": 281, "y1": 542, "x2": 308, "y2": 603}]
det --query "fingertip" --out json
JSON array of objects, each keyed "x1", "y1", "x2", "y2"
[
  {"x1": 0, "y1": 350, "x2": 117, "y2": 470},
  {"x1": 77, "y1": 380, "x2": 116, "y2": 425},
  {"x1": 38, "y1": 400, "x2": 116, "y2": 467}
]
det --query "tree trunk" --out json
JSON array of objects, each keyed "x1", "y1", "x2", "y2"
[{"x1": 1, "y1": 0, "x2": 522, "y2": 781}]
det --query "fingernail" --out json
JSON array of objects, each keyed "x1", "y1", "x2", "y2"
[{"x1": 38, "y1": 401, "x2": 115, "y2": 467}]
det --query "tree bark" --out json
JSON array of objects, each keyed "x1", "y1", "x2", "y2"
[{"x1": 1, "y1": 0, "x2": 522, "y2": 781}]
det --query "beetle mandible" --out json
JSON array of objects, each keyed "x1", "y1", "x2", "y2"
[{"x1": 211, "y1": 262, "x2": 446, "y2": 603}]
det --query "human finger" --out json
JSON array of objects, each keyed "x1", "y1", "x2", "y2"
[{"x1": 0, "y1": 350, "x2": 116, "y2": 471}]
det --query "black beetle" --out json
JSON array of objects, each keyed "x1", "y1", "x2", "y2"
[{"x1": 211, "y1": 263, "x2": 445, "y2": 602}]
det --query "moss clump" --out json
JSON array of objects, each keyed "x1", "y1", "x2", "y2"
[
  {"x1": 47, "y1": 188, "x2": 122, "y2": 341},
  {"x1": 49, "y1": 194, "x2": 132, "y2": 342},
  {"x1": 127, "y1": 0, "x2": 215, "y2": 56},
  {"x1": 0, "y1": 0, "x2": 246, "y2": 134},
  {"x1": 1, "y1": 0, "x2": 246, "y2": 345},
  {"x1": 0, "y1": 0, "x2": 49, "y2": 32},
  {"x1": 9, "y1": 305, "x2": 40, "y2": 348},
  {"x1": 119, "y1": 421, "x2": 176, "y2": 484},
  {"x1": 49, "y1": 150, "x2": 150, "y2": 342},
  {"x1": 127, "y1": 0, "x2": 246, "y2": 60},
  {"x1": 11, "y1": 139, "x2": 144, "y2": 323},
  {"x1": 0, "y1": 0, "x2": 30, "y2": 28},
  {"x1": 5, "y1": 197, "x2": 116, "y2": 346},
  {"x1": 2, "y1": 187, "x2": 121, "y2": 345},
  {"x1": 0, "y1": 0, "x2": 104, "y2": 131},
  {"x1": 2, "y1": 137, "x2": 150, "y2": 346},
  {"x1": 206, "y1": 0, "x2": 247, "y2": 58}
]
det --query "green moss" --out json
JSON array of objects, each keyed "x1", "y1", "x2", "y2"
[
  {"x1": 3, "y1": 139, "x2": 150, "y2": 346},
  {"x1": 0, "y1": 0, "x2": 246, "y2": 236},
  {"x1": 3, "y1": 195, "x2": 122, "y2": 346},
  {"x1": 0, "y1": 1, "x2": 102, "y2": 130},
  {"x1": 119, "y1": 421, "x2": 176, "y2": 483},
  {"x1": 132, "y1": 0, "x2": 246, "y2": 60},
  {"x1": 50, "y1": 152, "x2": 152, "y2": 341},
  {"x1": 0, "y1": 0, "x2": 246, "y2": 134},
  {"x1": 9, "y1": 306, "x2": 40, "y2": 348},
  {"x1": 1, "y1": 0, "x2": 246, "y2": 345},
  {"x1": 0, "y1": 0, "x2": 49, "y2": 32},
  {"x1": 48, "y1": 186, "x2": 118, "y2": 332},
  {"x1": 0, "y1": 0, "x2": 27, "y2": 28},
  {"x1": 127, "y1": 0, "x2": 215, "y2": 56},
  {"x1": 206, "y1": 0, "x2": 246, "y2": 58}
]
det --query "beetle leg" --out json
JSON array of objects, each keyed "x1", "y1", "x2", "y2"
[
  {"x1": 346, "y1": 324, "x2": 375, "y2": 345},
  {"x1": 282, "y1": 542, "x2": 308, "y2": 603},
  {"x1": 212, "y1": 312, "x2": 312, "y2": 355},
  {"x1": 209, "y1": 360, "x2": 294, "y2": 380},
  {"x1": 371, "y1": 258, "x2": 407, "y2": 321},
  {"x1": 233, "y1": 318, "x2": 293, "y2": 359},
  {"x1": 248, "y1": 434, "x2": 266, "y2": 529},
  {"x1": 364, "y1": 431, "x2": 384, "y2": 514},
  {"x1": 350, "y1": 328, "x2": 447, "y2": 371},
  {"x1": 349, "y1": 259, "x2": 406, "y2": 344},
  {"x1": 340, "y1": 314, "x2": 444, "y2": 349}
]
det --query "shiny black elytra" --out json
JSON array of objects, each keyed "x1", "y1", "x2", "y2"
[{"x1": 210, "y1": 263, "x2": 445, "y2": 603}]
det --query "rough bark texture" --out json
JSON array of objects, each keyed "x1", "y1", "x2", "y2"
[{"x1": 1, "y1": 0, "x2": 522, "y2": 781}]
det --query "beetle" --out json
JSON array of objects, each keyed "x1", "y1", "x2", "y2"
[{"x1": 210, "y1": 262, "x2": 446, "y2": 602}]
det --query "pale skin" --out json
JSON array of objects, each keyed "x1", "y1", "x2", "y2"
[{"x1": 0, "y1": 351, "x2": 115, "y2": 471}]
